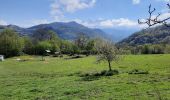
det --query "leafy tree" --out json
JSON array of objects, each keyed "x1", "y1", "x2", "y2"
[
  {"x1": 152, "y1": 45, "x2": 164, "y2": 54},
  {"x1": 23, "y1": 37, "x2": 34, "y2": 55},
  {"x1": 32, "y1": 29, "x2": 61, "y2": 54},
  {"x1": 50, "y1": 41, "x2": 60, "y2": 54},
  {"x1": 35, "y1": 41, "x2": 52, "y2": 60},
  {"x1": 0, "y1": 29, "x2": 24, "y2": 57},
  {"x1": 74, "y1": 34, "x2": 88, "y2": 50},
  {"x1": 141, "y1": 44, "x2": 151, "y2": 54},
  {"x1": 60, "y1": 40, "x2": 73, "y2": 54},
  {"x1": 72, "y1": 44, "x2": 80, "y2": 55},
  {"x1": 95, "y1": 39, "x2": 120, "y2": 71},
  {"x1": 85, "y1": 39, "x2": 96, "y2": 55},
  {"x1": 165, "y1": 45, "x2": 170, "y2": 53}
]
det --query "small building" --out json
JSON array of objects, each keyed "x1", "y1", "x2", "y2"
[
  {"x1": 0, "y1": 55, "x2": 4, "y2": 61},
  {"x1": 54, "y1": 52, "x2": 60, "y2": 55},
  {"x1": 46, "y1": 50, "x2": 51, "y2": 53}
]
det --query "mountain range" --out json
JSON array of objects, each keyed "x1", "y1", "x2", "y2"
[
  {"x1": 0, "y1": 21, "x2": 109, "y2": 40},
  {"x1": 3, "y1": 21, "x2": 169, "y2": 45}
]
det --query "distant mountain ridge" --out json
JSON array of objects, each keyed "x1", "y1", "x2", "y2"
[
  {"x1": 103, "y1": 28, "x2": 137, "y2": 42},
  {"x1": 118, "y1": 25, "x2": 170, "y2": 46},
  {"x1": 0, "y1": 21, "x2": 108, "y2": 40}
]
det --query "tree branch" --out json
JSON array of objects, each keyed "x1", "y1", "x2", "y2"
[{"x1": 138, "y1": 4, "x2": 170, "y2": 27}]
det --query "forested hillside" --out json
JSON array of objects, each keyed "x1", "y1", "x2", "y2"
[{"x1": 119, "y1": 25, "x2": 170, "y2": 46}]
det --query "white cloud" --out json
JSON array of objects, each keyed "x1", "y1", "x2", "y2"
[
  {"x1": 32, "y1": 19, "x2": 49, "y2": 25},
  {"x1": 49, "y1": 0, "x2": 145, "y2": 29},
  {"x1": 132, "y1": 0, "x2": 140, "y2": 5},
  {"x1": 59, "y1": 0, "x2": 96, "y2": 13},
  {"x1": 73, "y1": 18, "x2": 143, "y2": 29},
  {"x1": 101, "y1": 18, "x2": 137, "y2": 28},
  {"x1": 158, "y1": 12, "x2": 170, "y2": 20},
  {"x1": 0, "y1": 19, "x2": 7, "y2": 25},
  {"x1": 50, "y1": 1, "x2": 65, "y2": 21},
  {"x1": 13, "y1": 19, "x2": 52, "y2": 28},
  {"x1": 157, "y1": 0, "x2": 170, "y2": 2},
  {"x1": 132, "y1": 0, "x2": 170, "y2": 4},
  {"x1": 50, "y1": 0, "x2": 96, "y2": 21}
]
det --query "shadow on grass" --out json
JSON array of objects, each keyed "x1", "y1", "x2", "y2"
[
  {"x1": 64, "y1": 55, "x2": 84, "y2": 60},
  {"x1": 80, "y1": 74, "x2": 101, "y2": 81},
  {"x1": 13, "y1": 72, "x2": 62, "y2": 78},
  {"x1": 29, "y1": 88, "x2": 43, "y2": 93},
  {"x1": 35, "y1": 96, "x2": 54, "y2": 100},
  {"x1": 76, "y1": 70, "x2": 119, "y2": 81},
  {"x1": 128, "y1": 69, "x2": 149, "y2": 74}
]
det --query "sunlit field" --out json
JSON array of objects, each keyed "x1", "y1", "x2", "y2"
[{"x1": 0, "y1": 55, "x2": 169, "y2": 100}]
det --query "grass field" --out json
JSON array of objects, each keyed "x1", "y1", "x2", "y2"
[{"x1": 0, "y1": 55, "x2": 170, "y2": 100}]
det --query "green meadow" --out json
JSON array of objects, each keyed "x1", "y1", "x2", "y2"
[{"x1": 0, "y1": 55, "x2": 170, "y2": 100}]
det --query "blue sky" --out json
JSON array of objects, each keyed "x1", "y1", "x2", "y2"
[{"x1": 0, "y1": 0, "x2": 170, "y2": 29}]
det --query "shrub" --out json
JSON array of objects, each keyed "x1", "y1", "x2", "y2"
[
  {"x1": 128, "y1": 69, "x2": 149, "y2": 74},
  {"x1": 105, "y1": 70, "x2": 119, "y2": 76}
]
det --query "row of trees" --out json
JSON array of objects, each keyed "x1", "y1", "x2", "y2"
[
  {"x1": 122, "y1": 44, "x2": 170, "y2": 54},
  {"x1": 0, "y1": 28, "x2": 97, "y2": 58},
  {"x1": 2, "y1": 28, "x2": 170, "y2": 57}
]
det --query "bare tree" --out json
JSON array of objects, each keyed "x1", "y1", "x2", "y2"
[
  {"x1": 95, "y1": 39, "x2": 120, "y2": 71},
  {"x1": 138, "y1": 3, "x2": 170, "y2": 27}
]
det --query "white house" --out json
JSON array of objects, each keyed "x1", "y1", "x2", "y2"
[{"x1": 0, "y1": 55, "x2": 4, "y2": 61}]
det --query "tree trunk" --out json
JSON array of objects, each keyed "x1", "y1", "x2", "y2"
[
  {"x1": 42, "y1": 56, "x2": 45, "y2": 61},
  {"x1": 108, "y1": 61, "x2": 112, "y2": 71}
]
